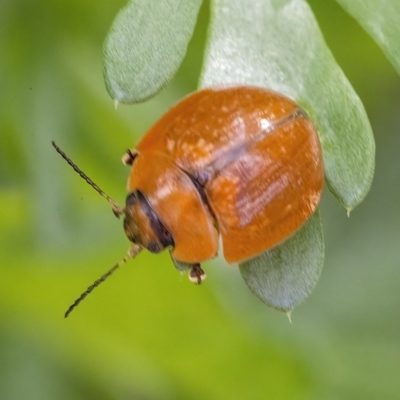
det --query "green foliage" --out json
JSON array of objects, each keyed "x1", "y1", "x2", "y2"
[
  {"x1": 2, "y1": 0, "x2": 400, "y2": 399},
  {"x1": 336, "y1": 0, "x2": 400, "y2": 75},
  {"x1": 239, "y1": 211, "x2": 324, "y2": 312},
  {"x1": 103, "y1": 0, "x2": 203, "y2": 103}
]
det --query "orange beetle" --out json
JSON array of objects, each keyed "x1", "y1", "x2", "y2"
[{"x1": 53, "y1": 85, "x2": 324, "y2": 317}]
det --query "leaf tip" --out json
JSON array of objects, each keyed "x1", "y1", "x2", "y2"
[{"x1": 286, "y1": 310, "x2": 293, "y2": 324}]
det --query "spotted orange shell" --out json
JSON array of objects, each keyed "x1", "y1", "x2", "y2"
[{"x1": 128, "y1": 86, "x2": 324, "y2": 264}]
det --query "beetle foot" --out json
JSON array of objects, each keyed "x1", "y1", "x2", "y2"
[{"x1": 188, "y1": 264, "x2": 206, "y2": 284}]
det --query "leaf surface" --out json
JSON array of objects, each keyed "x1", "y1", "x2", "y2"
[
  {"x1": 239, "y1": 212, "x2": 324, "y2": 311},
  {"x1": 104, "y1": 0, "x2": 202, "y2": 103},
  {"x1": 201, "y1": 0, "x2": 375, "y2": 210}
]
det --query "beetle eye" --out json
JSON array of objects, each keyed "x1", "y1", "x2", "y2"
[
  {"x1": 125, "y1": 192, "x2": 137, "y2": 206},
  {"x1": 147, "y1": 241, "x2": 161, "y2": 253}
]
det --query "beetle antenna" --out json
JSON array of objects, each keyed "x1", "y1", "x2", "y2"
[
  {"x1": 51, "y1": 141, "x2": 124, "y2": 217},
  {"x1": 64, "y1": 245, "x2": 142, "y2": 318}
]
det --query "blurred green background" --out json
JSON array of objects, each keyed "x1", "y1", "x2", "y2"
[{"x1": 1, "y1": 0, "x2": 400, "y2": 399}]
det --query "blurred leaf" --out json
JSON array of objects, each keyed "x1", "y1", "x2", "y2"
[
  {"x1": 3, "y1": 0, "x2": 400, "y2": 399},
  {"x1": 239, "y1": 211, "x2": 324, "y2": 312},
  {"x1": 170, "y1": 252, "x2": 191, "y2": 273},
  {"x1": 0, "y1": 252, "x2": 311, "y2": 400},
  {"x1": 103, "y1": 0, "x2": 202, "y2": 103},
  {"x1": 200, "y1": 0, "x2": 375, "y2": 210},
  {"x1": 336, "y1": 0, "x2": 400, "y2": 76}
]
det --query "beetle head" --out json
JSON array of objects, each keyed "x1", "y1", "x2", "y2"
[{"x1": 124, "y1": 190, "x2": 174, "y2": 253}]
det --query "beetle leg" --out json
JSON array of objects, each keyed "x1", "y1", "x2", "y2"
[
  {"x1": 188, "y1": 264, "x2": 206, "y2": 284},
  {"x1": 121, "y1": 149, "x2": 138, "y2": 166},
  {"x1": 170, "y1": 253, "x2": 206, "y2": 284}
]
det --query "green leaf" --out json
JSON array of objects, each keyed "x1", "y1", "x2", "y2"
[
  {"x1": 200, "y1": 0, "x2": 375, "y2": 210},
  {"x1": 239, "y1": 211, "x2": 324, "y2": 312},
  {"x1": 336, "y1": 0, "x2": 400, "y2": 76},
  {"x1": 103, "y1": 0, "x2": 202, "y2": 103},
  {"x1": 170, "y1": 252, "x2": 192, "y2": 273}
]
